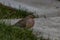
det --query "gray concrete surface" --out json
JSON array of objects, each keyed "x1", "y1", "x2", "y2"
[
  {"x1": 0, "y1": 0, "x2": 60, "y2": 17},
  {"x1": 14, "y1": 0, "x2": 60, "y2": 8}
]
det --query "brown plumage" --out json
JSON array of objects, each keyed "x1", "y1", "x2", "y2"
[{"x1": 15, "y1": 15, "x2": 35, "y2": 28}]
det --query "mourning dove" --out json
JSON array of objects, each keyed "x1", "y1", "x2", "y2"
[{"x1": 15, "y1": 15, "x2": 35, "y2": 28}]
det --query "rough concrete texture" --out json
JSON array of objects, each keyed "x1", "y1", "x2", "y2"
[{"x1": 0, "y1": 0, "x2": 60, "y2": 17}]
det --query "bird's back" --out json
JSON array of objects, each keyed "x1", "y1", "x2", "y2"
[
  {"x1": 14, "y1": 18, "x2": 27, "y2": 28},
  {"x1": 14, "y1": 15, "x2": 35, "y2": 28}
]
